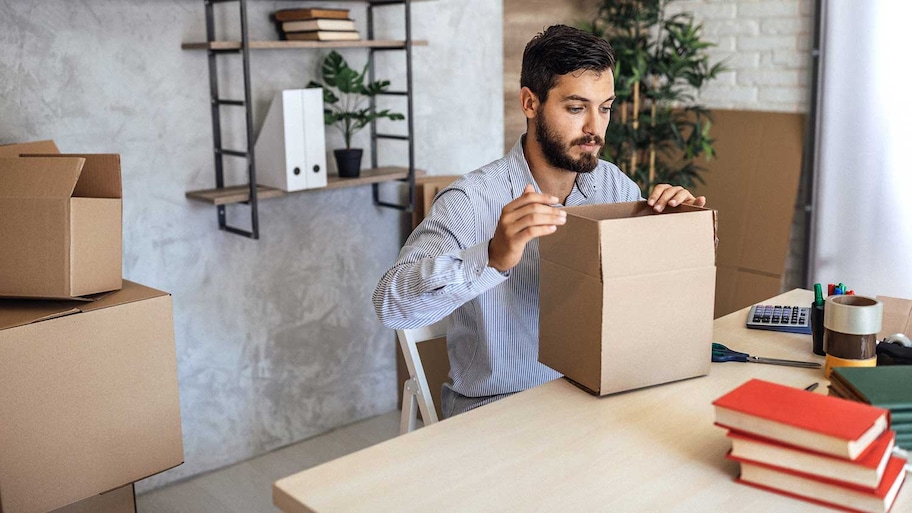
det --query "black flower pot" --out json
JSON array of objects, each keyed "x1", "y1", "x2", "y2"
[{"x1": 334, "y1": 148, "x2": 363, "y2": 178}]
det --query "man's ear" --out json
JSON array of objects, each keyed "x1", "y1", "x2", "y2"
[{"x1": 520, "y1": 87, "x2": 539, "y2": 120}]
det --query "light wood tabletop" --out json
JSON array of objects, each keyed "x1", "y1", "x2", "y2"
[{"x1": 274, "y1": 289, "x2": 911, "y2": 512}]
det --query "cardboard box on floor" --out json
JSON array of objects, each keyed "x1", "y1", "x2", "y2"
[
  {"x1": 395, "y1": 175, "x2": 460, "y2": 414},
  {"x1": 411, "y1": 175, "x2": 461, "y2": 230},
  {"x1": 0, "y1": 146, "x2": 123, "y2": 299},
  {"x1": 50, "y1": 484, "x2": 135, "y2": 513},
  {"x1": 539, "y1": 202, "x2": 717, "y2": 396},
  {"x1": 0, "y1": 281, "x2": 183, "y2": 513},
  {"x1": 691, "y1": 110, "x2": 805, "y2": 317}
]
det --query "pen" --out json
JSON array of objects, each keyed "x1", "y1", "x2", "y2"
[
  {"x1": 804, "y1": 382, "x2": 819, "y2": 392},
  {"x1": 814, "y1": 283, "x2": 824, "y2": 307}
]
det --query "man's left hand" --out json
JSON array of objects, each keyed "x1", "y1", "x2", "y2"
[{"x1": 646, "y1": 184, "x2": 706, "y2": 212}]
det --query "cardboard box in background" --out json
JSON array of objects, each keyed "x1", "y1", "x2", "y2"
[
  {"x1": 0, "y1": 152, "x2": 123, "y2": 299},
  {"x1": 395, "y1": 175, "x2": 460, "y2": 414},
  {"x1": 877, "y1": 295, "x2": 912, "y2": 340},
  {"x1": 0, "y1": 139, "x2": 60, "y2": 157},
  {"x1": 50, "y1": 484, "x2": 135, "y2": 513},
  {"x1": 411, "y1": 175, "x2": 460, "y2": 229},
  {"x1": 692, "y1": 110, "x2": 805, "y2": 317},
  {"x1": 539, "y1": 202, "x2": 717, "y2": 396},
  {"x1": 0, "y1": 281, "x2": 183, "y2": 513}
]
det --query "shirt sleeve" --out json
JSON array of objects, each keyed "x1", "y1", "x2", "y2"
[{"x1": 373, "y1": 187, "x2": 508, "y2": 329}]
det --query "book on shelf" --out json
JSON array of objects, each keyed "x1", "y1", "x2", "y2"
[
  {"x1": 729, "y1": 453, "x2": 907, "y2": 513},
  {"x1": 713, "y1": 379, "x2": 890, "y2": 460},
  {"x1": 284, "y1": 31, "x2": 360, "y2": 42},
  {"x1": 727, "y1": 429, "x2": 896, "y2": 490},
  {"x1": 830, "y1": 366, "x2": 912, "y2": 411},
  {"x1": 282, "y1": 18, "x2": 357, "y2": 33},
  {"x1": 274, "y1": 8, "x2": 350, "y2": 22}
]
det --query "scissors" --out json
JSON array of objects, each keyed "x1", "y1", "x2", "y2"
[{"x1": 712, "y1": 343, "x2": 821, "y2": 368}]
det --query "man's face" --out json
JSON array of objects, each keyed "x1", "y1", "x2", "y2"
[{"x1": 533, "y1": 69, "x2": 615, "y2": 173}]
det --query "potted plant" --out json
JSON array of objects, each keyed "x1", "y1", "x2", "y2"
[
  {"x1": 583, "y1": 0, "x2": 726, "y2": 194},
  {"x1": 307, "y1": 51, "x2": 405, "y2": 178}
]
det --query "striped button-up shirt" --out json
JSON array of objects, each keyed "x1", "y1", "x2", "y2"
[{"x1": 374, "y1": 137, "x2": 642, "y2": 415}]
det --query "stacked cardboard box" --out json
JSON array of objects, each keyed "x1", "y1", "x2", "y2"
[{"x1": 0, "y1": 141, "x2": 183, "y2": 513}]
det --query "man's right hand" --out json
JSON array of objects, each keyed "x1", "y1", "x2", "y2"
[{"x1": 488, "y1": 184, "x2": 567, "y2": 272}]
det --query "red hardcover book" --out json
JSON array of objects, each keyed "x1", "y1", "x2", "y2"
[
  {"x1": 713, "y1": 379, "x2": 890, "y2": 459},
  {"x1": 274, "y1": 8, "x2": 350, "y2": 22},
  {"x1": 729, "y1": 454, "x2": 907, "y2": 513},
  {"x1": 727, "y1": 429, "x2": 896, "y2": 489}
]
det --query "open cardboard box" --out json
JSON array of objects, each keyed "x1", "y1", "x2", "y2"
[
  {"x1": 0, "y1": 281, "x2": 183, "y2": 513},
  {"x1": 539, "y1": 201, "x2": 717, "y2": 396},
  {"x1": 0, "y1": 145, "x2": 122, "y2": 299}
]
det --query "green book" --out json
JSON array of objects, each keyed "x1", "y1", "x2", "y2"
[
  {"x1": 892, "y1": 410, "x2": 912, "y2": 423},
  {"x1": 891, "y1": 422, "x2": 912, "y2": 433},
  {"x1": 831, "y1": 366, "x2": 912, "y2": 410}
]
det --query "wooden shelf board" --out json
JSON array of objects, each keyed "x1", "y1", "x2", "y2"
[
  {"x1": 182, "y1": 40, "x2": 428, "y2": 51},
  {"x1": 186, "y1": 166, "x2": 422, "y2": 205},
  {"x1": 186, "y1": 185, "x2": 286, "y2": 205}
]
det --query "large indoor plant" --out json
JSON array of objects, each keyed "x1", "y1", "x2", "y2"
[
  {"x1": 307, "y1": 51, "x2": 404, "y2": 178},
  {"x1": 584, "y1": 0, "x2": 726, "y2": 194}
]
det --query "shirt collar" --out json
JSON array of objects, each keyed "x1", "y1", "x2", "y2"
[
  {"x1": 508, "y1": 134, "x2": 598, "y2": 205},
  {"x1": 507, "y1": 135, "x2": 537, "y2": 200}
]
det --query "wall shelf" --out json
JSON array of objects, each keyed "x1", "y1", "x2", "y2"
[
  {"x1": 184, "y1": 0, "x2": 420, "y2": 239},
  {"x1": 186, "y1": 166, "x2": 424, "y2": 205},
  {"x1": 181, "y1": 40, "x2": 427, "y2": 50}
]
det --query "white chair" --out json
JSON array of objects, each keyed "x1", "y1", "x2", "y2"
[{"x1": 397, "y1": 318, "x2": 448, "y2": 434}]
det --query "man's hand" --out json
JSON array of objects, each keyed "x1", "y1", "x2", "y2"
[
  {"x1": 488, "y1": 184, "x2": 566, "y2": 272},
  {"x1": 646, "y1": 184, "x2": 707, "y2": 212}
]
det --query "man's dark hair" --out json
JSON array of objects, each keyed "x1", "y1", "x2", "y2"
[{"x1": 520, "y1": 25, "x2": 616, "y2": 104}]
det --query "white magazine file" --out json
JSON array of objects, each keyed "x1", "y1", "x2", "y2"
[{"x1": 254, "y1": 88, "x2": 327, "y2": 191}]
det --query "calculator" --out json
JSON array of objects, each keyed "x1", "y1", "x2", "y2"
[{"x1": 745, "y1": 304, "x2": 812, "y2": 334}]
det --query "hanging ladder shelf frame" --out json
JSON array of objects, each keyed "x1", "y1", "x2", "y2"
[{"x1": 183, "y1": 0, "x2": 424, "y2": 239}]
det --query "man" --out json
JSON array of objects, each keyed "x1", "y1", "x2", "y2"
[{"x1": 373, "y1": 25, "x2": 706, "y2": 417}]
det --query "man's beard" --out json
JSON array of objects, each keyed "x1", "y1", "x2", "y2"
[{"x1": 535, "y1": 115, "x2": 603, "y2": 174}]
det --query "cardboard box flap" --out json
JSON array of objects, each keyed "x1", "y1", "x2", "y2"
[
  {"x1": 0, "y1": 157, "x2": 85, "y2": 198},
  {"x1": 79, "y1": 280, "x2": 168, "y2": 313},
  {"x1": 597, "y1": 203, "x2": 715, "y2": 279},
  {"x1": 0, "y1": 301, "x2": 82, "y2": 331},
  {"x1": 538, "y1": 208, "x2": 603, "y2": 279},
  {"x1": 0, "y1": 140, "x2": 60, "y2": 157},
  {"x1": 0, "y1": 281, "x2": 167, "y2": 330},
  {"x1": 22, "y1": 153, "x2": 122, "y2": 199},
  {"x1": 545, "y1": 202, "x2": 715, "y2": 279}
]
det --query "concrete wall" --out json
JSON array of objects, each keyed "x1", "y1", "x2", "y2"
[{"x1": 0, "y1": 0, "x2": 503, "y2": 491}]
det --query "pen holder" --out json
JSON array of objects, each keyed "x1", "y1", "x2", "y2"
[
  {"x1": 823, "y1": 295, "x2": 882, "y2": 378},
  {"x1": 810, "y1": 301, "x2": 825, "y2": 356}
]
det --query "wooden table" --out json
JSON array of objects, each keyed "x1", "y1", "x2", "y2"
[{"x1": 274, "y1": 290, "x2": 911, "y2": 512}]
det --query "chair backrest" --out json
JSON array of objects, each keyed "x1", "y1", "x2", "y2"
[{"x1": 397, "y1": 318, "x2": 448, "y2": 434}]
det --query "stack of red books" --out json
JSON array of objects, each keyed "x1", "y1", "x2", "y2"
[{"x1": 713, "y1": 379, "x2": 906, "y2": 513}]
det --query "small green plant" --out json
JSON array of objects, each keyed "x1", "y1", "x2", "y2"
[
  {"x1": 307, "y1": 51, "x2": 404, "y2": 149},
  {"x1": 584, "y1": 0, "x2": 726, "y2": 194}
]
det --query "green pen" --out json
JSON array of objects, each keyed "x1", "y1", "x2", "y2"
[{"x1": 814, "y1": 283, "x2": 824, "y2": 306}]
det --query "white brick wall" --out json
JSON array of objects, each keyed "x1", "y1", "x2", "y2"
[{"x1": 667, "y1": 0, "x2": 813, "y2": 113}]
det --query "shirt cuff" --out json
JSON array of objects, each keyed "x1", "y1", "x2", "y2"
[{"x1": 462, "y1": 241, "x2": 509, "y2": 287}]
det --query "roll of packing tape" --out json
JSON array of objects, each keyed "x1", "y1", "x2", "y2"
[
  {"x1": 824, "y1": 295, "x2": 883, "y2": 334},
  {"x1": 823, "y1": 295, "x2": 882, "y2": 378}
]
